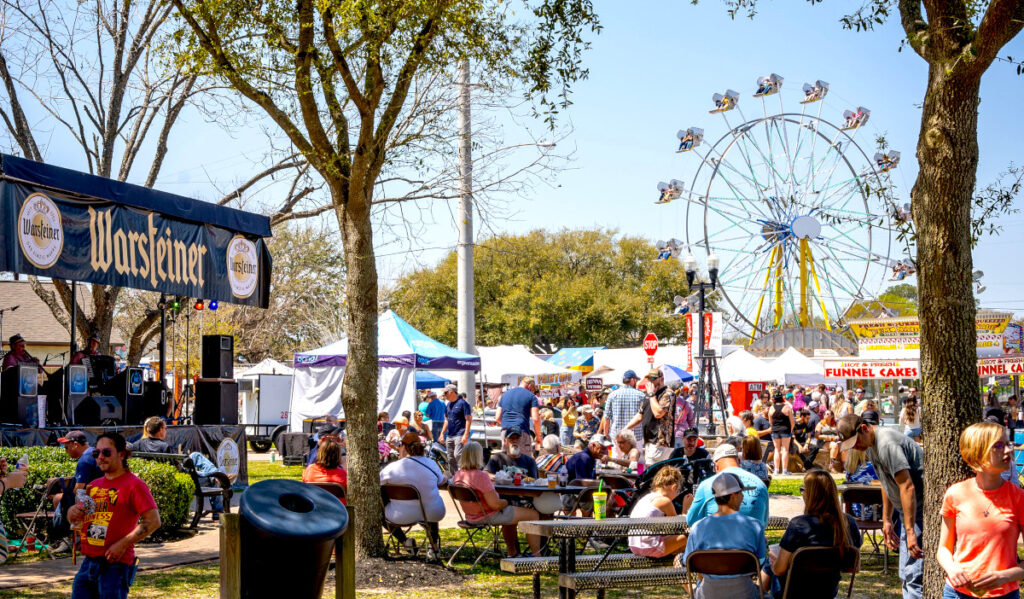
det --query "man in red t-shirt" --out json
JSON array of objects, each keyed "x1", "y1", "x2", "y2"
[{"x1": 68, "y1": 432, "x2": 160, "y2": 599}]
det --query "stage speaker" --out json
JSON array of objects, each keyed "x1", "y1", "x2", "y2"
[
  {"x1": 202, "y1": 335, "x2": 234, "y2": 380},
  {"x1": 195, "y1": 379, "x2": 238, "y2": 425},
  {"x1": 74, "y1": 395, "x2": 123, "y2": 426},
  {"x1": 1, "y1": 364, "x2": 41, "y2": 425}
]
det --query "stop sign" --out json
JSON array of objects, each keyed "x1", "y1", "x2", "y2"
[{"x1": 643, "y1": 333, "x2": 659, "y2": 356}]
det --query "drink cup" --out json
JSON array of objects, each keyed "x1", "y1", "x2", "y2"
[
  {"x1": 547, "y1": 473, "x2": 557, "y2": 488},
  {"x1": 592, "y1": 492, "x2": 608, "y2": 520},
  {"x1": 636, "y1": 462, "x2": 645, "y2": 476},
  {"x1": 513, "y1": 472, "x2": 523, "y2": 486}
]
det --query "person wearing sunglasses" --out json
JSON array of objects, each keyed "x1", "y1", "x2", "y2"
[
  {"x1": 47, "y1": 431, "x2": 104, "y2": 554},
  {"x1": 68, "y1": 432, "x2": 160, "y2": 599},
  {"x1": 937, "y1": 422, "x2": 1024, "y2": 599}
]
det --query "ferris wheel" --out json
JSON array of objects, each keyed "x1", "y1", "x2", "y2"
[{"x1": 658, "y1": 75, "x2": 906, "y2": 342}]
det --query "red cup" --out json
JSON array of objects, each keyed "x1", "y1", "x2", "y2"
[{"x1": 513, "y1": 472, "x2": 523, "y2": 486}]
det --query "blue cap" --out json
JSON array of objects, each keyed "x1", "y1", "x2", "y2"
[
  {"x1": 505, "y1": 426, "x2": 523, "y2": 437},
  {"x1": 622, "y1": 370, "x2": 639, "y2": 381}
]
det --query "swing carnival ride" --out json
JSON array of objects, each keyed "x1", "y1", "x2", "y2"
[{"x1": 660, "y1": 74, "x2": 908, "y2": 343}]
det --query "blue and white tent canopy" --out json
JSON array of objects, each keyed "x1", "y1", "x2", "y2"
[
  {"x1": 546, "y1": 347, "x2": 604, "y2": 370},
  {"x1": 293, "y1": 310, "x2": 480, "y2": 371}
]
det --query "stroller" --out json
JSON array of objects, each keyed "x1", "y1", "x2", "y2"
[{"x1": 616, "y1": 456, "x2": 715, "y2": 517}]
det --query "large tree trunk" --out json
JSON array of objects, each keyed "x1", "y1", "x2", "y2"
[
  {"x1": 334, "y1": 182, "x2": 384, "y2": 557},
  {"x1": 914, "y1": 64, "x2": 982, "y2": 599}
]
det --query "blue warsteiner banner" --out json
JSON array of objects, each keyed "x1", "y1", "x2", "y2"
[{"x1": 0, "y1": 180, "x2": 271, "y2": 307}]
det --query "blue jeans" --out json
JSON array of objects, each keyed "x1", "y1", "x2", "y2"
[
  {"x1": 898, "y1": 508, "x2": 924, "y2": 599},
  {"x1": 943, "y1": 585, "x2": 1019, "y2": 599},
  {"x1": 431, "y1": 421, "x2": 444, "y2": 443},
  {"x1": 560, "y1": 425, "x2": 573, "y2": 446},
  {"x1": 71, "y1": 556, "x2": 138, "y2": 599}
]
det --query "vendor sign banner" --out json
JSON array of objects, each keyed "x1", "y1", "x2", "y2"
[
  {"x1": 823, "y1": 359, "x2": 921, "y2": 379},
  {"x1": 0, "y1": 183, "x2": 271, "y2": 307},
  {"x1": 976, "y1": 356, "x2": 1024, "y2": 376},
  {"x1": 851, "y1": 313, "x2": 1012, "y2": 338},
  {"x1": 859, "y1": 331, "x2": 1018, "y2": 358}
]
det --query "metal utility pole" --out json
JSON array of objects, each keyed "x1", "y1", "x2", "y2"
[{"x1": 456, "y1": 59, "x2": 476, "y2": 397}]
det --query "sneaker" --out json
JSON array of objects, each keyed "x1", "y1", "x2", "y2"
[
  {"x1": 426, "y1": 548, "x2": 438, "y2": 561},
  {"x1": 212, "y1": 511, "x2": 221, "y2": 522},
  {"x1": 50, "y1": 538, "x2": 73, "y2": 554},
  {"x1": 782, "y1": 470, "x2": 792, "y2": 476},
  {"x1": 404, "y1": 538, "x2": 417, "y2": 554}
]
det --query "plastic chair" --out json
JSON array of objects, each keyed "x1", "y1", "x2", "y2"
[
  {"x1": 779, "y1": 546, "x2": 860, "y2": 599},
  {"x1": 380, "y1": 483, "x2": 437, "y2": 558},
  {"x1": 684, "y1": 549, "x2": 761, "y2": 598},
  {"x1": 446, "y1": 483, "x2": 504, "y2": 570},
  {"x1": 556, "y1": 479, "x2": 598, "y2": 518},
  {"x1": 841, "y1": 485, "x2": 887, "y2": 574}
]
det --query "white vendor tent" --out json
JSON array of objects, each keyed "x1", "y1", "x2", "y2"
[
  {"x1": 477, "y1": 345, "x2": 580, "y2": 386},
  {"x1": 586, "y1": 346, "x2": 690, "y2": 384},
  {"x1": 288, "y1": 310, "x2": 480, "y2": 431},
  {"x1": 718, "y1": 347, "x2": 776, "y2": 384},
  {"x1": 236, "y1": 357, "x2": 294, "y2": 378},
  {"x1": 770, "y1": 347, "x2": 843, "y2": 386}
]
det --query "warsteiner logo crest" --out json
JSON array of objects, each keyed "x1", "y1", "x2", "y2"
[
  {"x1": 18, "y1": 193, "x2": 63, "y2": 268},
  {"x1": 227, "y1": 235, "x2": 258, "y2": 298}
]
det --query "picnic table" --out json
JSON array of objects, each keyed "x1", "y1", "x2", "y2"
[
  {"x1": 595, "y1": 468, "x2": 639, "y2": 480},
  {"x1": 519, "y1": 516, "x2": 689, "y2": 599},
  {"x1": 493, "y1": 483, "x2": 591, "y2": 498}
]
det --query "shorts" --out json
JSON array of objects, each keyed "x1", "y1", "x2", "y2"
[
  {"x1": 771, "y1": 432, "x2": 791, "y2": 440},
  {"x1": 629, "y1": 541, "x2": 667, "y2": 558},
  {"x1": 645, "y1": 444, "x2": 672, "y2": 465},
  {"x1": 476, "y1": 505, "x2": 516, "y2": 526}
]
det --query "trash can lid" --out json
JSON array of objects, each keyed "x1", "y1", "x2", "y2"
[{"x1": 240, "y1": 479, "x2": 348, "y2": 541}]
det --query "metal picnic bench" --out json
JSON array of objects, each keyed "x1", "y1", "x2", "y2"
[
  {"x1": 510, "y1": 515, "x2": 791, "y2": 599},
  {"x1": 132, "y1": 451, "x2": 233, "y2": 528}
]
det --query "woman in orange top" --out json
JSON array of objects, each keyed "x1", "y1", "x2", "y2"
[
  {"x1": 303, "y1": 438, "x2": 347, "y2": 504},
  {"x1": 937, "y1": 421, "x2": 1024, "y2": 598}
]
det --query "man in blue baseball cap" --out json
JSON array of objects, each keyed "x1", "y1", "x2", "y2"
[{"x1": 600, "y1": 369, "x2": 646, "y2": 448}]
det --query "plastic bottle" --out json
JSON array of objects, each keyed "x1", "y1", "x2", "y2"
[
  {"x1": 15, "y1": 454, "x2": 28, "y2": 471},
  {"x1": 71, "y1": 488, "x2": 95, "y2": 532}
]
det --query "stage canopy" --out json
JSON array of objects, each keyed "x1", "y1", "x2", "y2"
[
  {"x1": 289, "y1": 310, "x2": 479, "y2": 429},
  {"x1": 477, "y1": 345, "x2": 580, "y2": 386},
  {"x1": 0, "y1": 154, "x2": 271, "y2": 307}
]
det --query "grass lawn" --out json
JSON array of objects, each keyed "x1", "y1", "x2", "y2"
[
  {"x1": 246, "y1": 460, "x2": 304, "y2": 484},
  {"x1": 767, "y1": 477, "x2": 803, "y2": 496},
  {"x1": 4, "y1": 526, "x2": 905, "y2": 598}
]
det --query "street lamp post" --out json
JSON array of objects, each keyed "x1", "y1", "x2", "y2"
[{"x1": 684, "y1": 253, "x2": 728, "y2": 435}]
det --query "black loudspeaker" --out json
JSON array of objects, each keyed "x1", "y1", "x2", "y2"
[
  {"x1": 202, "y1": 335, "x2": 234, "y2": 380},
  {"x1": 1, "y1": 364, "x2": 40, "y2": 425},
  {"x1": 74, "y1": 396, "x2": 123, "y2": 426},
  {"x1": 195, "y1": 379, "x2": 238, "y2": 425}
]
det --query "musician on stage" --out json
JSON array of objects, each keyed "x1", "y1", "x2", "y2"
[
  {"x1": 70, "y1": 334, "x2": 102, "y2": 365},
  {"x1": 2, "y1": 334, "x2": 41, "y2": 372}
]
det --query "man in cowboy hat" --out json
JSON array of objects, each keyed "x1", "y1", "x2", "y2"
[
  {"x1": 2, "y1": 334, "x2": 41, "y2": 371},
  {"x1": 70, "y1": 334, "x2": 103, "y2": 366}
]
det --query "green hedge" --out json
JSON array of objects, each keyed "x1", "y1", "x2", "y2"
[{"x1": 0, "y1": 447, "x2": 194, "y2": 534}]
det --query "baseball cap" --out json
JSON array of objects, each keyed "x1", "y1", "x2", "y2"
[
  {"x1": 443, "y1": 384, "x2": 458, "y2": 394},
  {"x1": 837, "y1": 414, "x2": 865, "y2": 451},
  {"x1": 622, "y1": 370, "x2": 639, "y2": 381},
  {"x1": 581, "y1": 405, "x2": 594, "y2": 414},
  {"x1": 590, "y1": 434, "x2": 613, "y2": 447},
  {"x1": 393, "y1": 416, "x2": 409, "y2": 426},
  {"x1": 712, "y1": 472, "x2": 754, "y2": 498},
  {"x1": 683, "y1": 427, "x2": 699, "y2": 439},
  {"x1": 58, "y1": 430, "x2": 88, "y2": 444},
  {"x1": 505, "y1": 425, "x2": 523, "y2": 438},
  {"x1": 646, "y1": 368, "x2": 662, "y2": 379},
  {"x1": 712, "y1": 443, "x2": 738, "y2": 462},
  {"x1": 317, "y1": 424, "x2": 340, "y2": 437}
]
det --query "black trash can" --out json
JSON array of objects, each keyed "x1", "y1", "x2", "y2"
[{"x1": 239, "y1": 479, "x2": 349, "y2": 598}]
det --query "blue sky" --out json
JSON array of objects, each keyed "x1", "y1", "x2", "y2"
[{"x1": 28, "y1": 0, "x2": 1024, "y2": 316}]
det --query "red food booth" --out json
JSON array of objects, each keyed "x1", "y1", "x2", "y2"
[{"x1": 729, "y1": 381, "x2": 767, "y2": 415}]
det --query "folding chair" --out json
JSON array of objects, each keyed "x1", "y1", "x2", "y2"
[
  {"x1": 841, "y1": 486, "x2": 888, "y2": 574},
  {"x1": 556, "y1": 479, "x2": 597, "y2": 518},
  {"x1": 380, "y1": 483, "x2": 436, "y2": 558},
  {"x1": 779, "y1": 546, "x2": 860, "y2": 599},
  {"x1": 307, "y1": 481, "x2": 346, "y2": 502},
  {"x1": 684, "y1": 549, "x2": 761, "y2": 598},
  {"x1": 10, "y1": 476, "x2": 68, "y2": 561},
  {"x1": 446, "y1": 483, "x2": 504, "y2": 570},
  {"x1": 597, "y1": 474, "x2": 635, "y2": 517}
]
